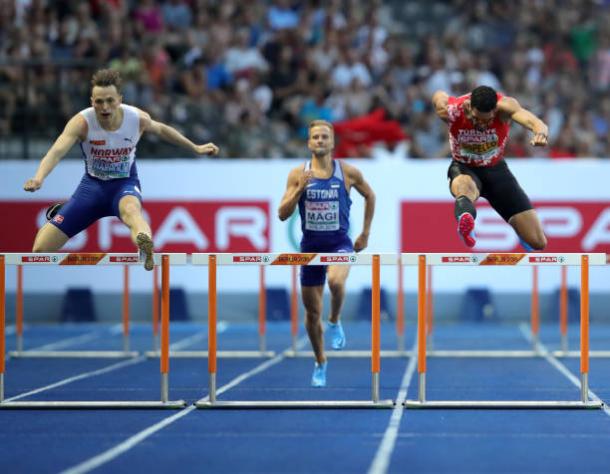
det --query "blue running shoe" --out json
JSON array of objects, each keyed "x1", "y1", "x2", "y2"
[
  {"x1": 519, "y1": 238, "x2": 534, "y2": 252},
  {"x1": 311, "y1": 361, "x2": 327, "y2": 387},
  {"x1": 327, "y1": 322, "x2": 346, "y2": 350}
]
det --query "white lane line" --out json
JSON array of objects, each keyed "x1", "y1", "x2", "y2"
[
  {"x1": 60, "y1": 405, "x2": 198, "y2": 474},
  {"x1": 4, "y1": 326, "x2": 227, "y2": 402},
  {"x1": 200, "y1": 336, "x2": 309, "y2": 401},
  {"x1": 26, "y1": 324, "x2": 122, "y2": 351},
  {"x1": 368, "y1": 343, "x2": 417, "y2": 474},
  {"x1": 169, "y1": 322, "x2": 228, "y2": 351},
  {"x1": 59, "y1": 336, "x2": 310, "y2": 474},
  {"x1": 519, "y1": 324, "x2": 610, "y2": 416},
  {"x1": 4, "y1": 357, "x2": 145, "y2": 402}
]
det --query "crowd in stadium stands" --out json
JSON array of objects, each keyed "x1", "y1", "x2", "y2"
[{"x1": 1, "y1": 0, "x2": 610, "y2": 159}]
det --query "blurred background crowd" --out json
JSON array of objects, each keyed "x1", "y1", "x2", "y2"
[{"x1": 1, "y1": 0, "x2": 610, "y2": 159}]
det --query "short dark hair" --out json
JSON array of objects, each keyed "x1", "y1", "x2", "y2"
[
  {"x1": 470, "y1": 86, "x2": 497, "y2": 113},
  {"x1": 91, "y1": 69, "x2": 122, "y2": 93}
]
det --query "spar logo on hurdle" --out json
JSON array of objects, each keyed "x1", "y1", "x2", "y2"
[
  {"x1": 529, "y1": 256, "x2": 565, "y2": 263},
  {"x1": 320, "y1": 255, "x2": 356, "y2": 263},
  {"x1": 441, "y1": 256, "x2": 473, "y2": 263},
  {"x1": 110, "y1": 255, "x2": 140, "y2": 263},
  {"x1": 21, "y1": 255, "x2": 56, "y2": 263},
  {"x1": 232, "y1": 255, "x2": 271, "y2": 263}
]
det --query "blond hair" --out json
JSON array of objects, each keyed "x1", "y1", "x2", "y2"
[{"x1": 309, "y1": 120, "x2": 334, "y2": 132}]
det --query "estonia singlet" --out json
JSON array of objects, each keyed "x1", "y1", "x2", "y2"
[
  {"x1": 446, "y1": 93, "x2": 510, "y2": 167},
  {"x1": 79, "y1": 104, "x2": 141, "y2": 180},
  {"x1": 298, "y1": 160, "x2": 352, "y2": 244}
]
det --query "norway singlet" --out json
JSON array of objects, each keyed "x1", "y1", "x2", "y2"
[{"x1": 79, "y1": 104, "x2": 141, "y2": 179}]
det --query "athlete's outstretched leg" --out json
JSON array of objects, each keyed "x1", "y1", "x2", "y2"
[
  {"x1": 119, "y1": 195, "x2": 154, "y2": 270},
  {"x1": 326, "y1": 265, "x2": 350, "y2": 349},
  {"x1": 450, "y1": 174, "x2": 480, "y2": 248},
  {"x1": 509, "y1": 209, "x2": 547, "y2": 251},
  {"x1": 32, "y1": 223, "x2": 70, "y2": 252},
  {"x1": 302, "y1": 284, "x2": 327, "y2": 386}
]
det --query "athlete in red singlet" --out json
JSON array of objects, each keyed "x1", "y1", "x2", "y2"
[{"x1": 432, "y1": 85, "x2": 548, "y2": 250}]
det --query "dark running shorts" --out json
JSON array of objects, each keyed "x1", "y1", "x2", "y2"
[
  {"x1": 299, "y1": 234, "x2": 354, "y2": 287},
  {"x1": 447, "y1": 160, "x2": 533, "y2": 222},
  {"x1": 49, "y1": 174, "x2": 143, "y2": 238}
]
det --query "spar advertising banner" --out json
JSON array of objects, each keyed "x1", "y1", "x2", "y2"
[{"x1": 1, "y1": 159, "x2": 609, "y2": 292}]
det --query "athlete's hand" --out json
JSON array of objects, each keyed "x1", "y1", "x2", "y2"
[
  {"x1": 530, "y1": 132, "x2": 548, "y2": 147},
  {"x1": 353, "y1": 233, "x2": 369, "y2": 252},
  {"x1": 296, "y1": 170, "x2": 314, "y2": 192},
  {"x1": 195, "y1": 143, "x2": 220, "y2": 155},
  {"x1": 24, "y1": 178, "x2": 43, "y2": 192}
]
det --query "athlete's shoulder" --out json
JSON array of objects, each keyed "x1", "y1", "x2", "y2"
[
  {"x1": 339, "y1": 160, "x2": 364, "y2": 183},
  {"x1": 497, "y1": 95, "x2": 520, "y2": 116},
  {"x1": 66, "y1": 112, "x2": 88, "y2": 139},
  {"x1": 446, "y1": 94, "x2": 468, "y2": 122}
]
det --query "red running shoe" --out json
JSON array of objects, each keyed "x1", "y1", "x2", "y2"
[{"x1": 457, "y1": 212, "x2": 476, "y2": 248}]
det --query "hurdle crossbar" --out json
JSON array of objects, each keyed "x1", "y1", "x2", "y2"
[
  {"x1": 404, "y1": 253, "x2": 605, "y2": 409},
  {"x1": 7, "y1": 254, "x2": 160, "y2": 359},
  {"x1": 411, "y1": 253, "x2": 608, "y2": 359},
  {"x1": 193, "y1": 253, "x2": 395, "y2": 408},
  {"x1": 0, "y1": 253, "x2": 187, "y2": 409}
]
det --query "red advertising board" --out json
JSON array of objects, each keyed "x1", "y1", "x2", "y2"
[
  {"x1": 401, "y1": 201, "x2": 610, "y2": 252},
  {"x1": 0, "y1": 201, "x2": 270, "y2": 252}
]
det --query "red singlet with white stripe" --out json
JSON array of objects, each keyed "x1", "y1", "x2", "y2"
[{"x1": 446, "y1": 93, "x2": 509, "y2": 167}]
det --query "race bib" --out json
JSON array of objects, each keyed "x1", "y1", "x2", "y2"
[
  {"x1": 305, "y1": 201, "x2": 340, "y2": 231},
  {"x1": 89, "y1": 156, "x2": 131, "y2": 180}
]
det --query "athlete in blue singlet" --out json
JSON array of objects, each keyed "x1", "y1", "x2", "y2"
[
  {"x1": 278, "y1": 120, "x2": 376, "y2": 387},
  {"x1": 23, "y1": 69, "x2": 219, "y2": 270}
]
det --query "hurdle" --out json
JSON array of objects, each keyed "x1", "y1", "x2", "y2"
[
  {"x1": 194, "y1": 253, "x2": 395, "y2": 408},
  {"x1": 550, "y1": 265, "x2": 610, "y2": 358},
  {"x1": 425, "y1": 255, "x2": 567, "y2": 358},
  {"x1": 146, "y1": 260, "x2": 275, "y2": 359},
  {"x1": 286, "y1": 252, "x2": 410, "y2": 359},
  {"x1": 9, "y1": 261, "x2": 138, "y2": 359},
  {"x1": 404, "y1": 253, "x2": 605, "y2": 409},
  {"x1": 0, "y1": 253, "x2": 187, "y2": 409}
]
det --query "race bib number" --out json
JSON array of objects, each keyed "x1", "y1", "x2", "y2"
[
  {"x1": 305, "y1": 201, "x2": 340, "y2": 231},
  {"x1": 89, "y1": 157, "x2": 131, "y2": 180}
]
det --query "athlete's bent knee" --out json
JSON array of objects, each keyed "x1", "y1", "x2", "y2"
[
  {"x1": 32, "y1": 240, "x2": 56, "y2": 252},
  {"x1": 531, "y1": 235, "x2": 547, "y2": 251},
  {"x1": 327, "y1": 278, "x2": 344, "y2": 295}
]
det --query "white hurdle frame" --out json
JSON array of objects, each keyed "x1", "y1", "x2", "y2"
[
  {"x1": 404, "y1": 253, "x2": 605, "y2": 409},
  {"x1": 192, "y1": 253, "x2": 395, "y2": 408},
  {"x1": 0, "y1": 253, "x2": 187, "y2": 409}
]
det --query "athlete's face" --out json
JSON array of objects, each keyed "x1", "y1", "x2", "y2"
[
  {"x1": 308, "y1": 125, "x2": 334, "y2": 156},
  {"x1": 470, "y1": 106, "x2": 496, "y2": 131},
  {"x1": 91, "y1": 85, "x2": 122, "y2": 124}
]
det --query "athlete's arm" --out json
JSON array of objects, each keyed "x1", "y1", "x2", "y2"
[
  {"x1": 278, "y1": 167, "x2": 312, "y2": 221},
  {"x1": 345, "y1": 164, "x2": 375, "y2": 252},
  {"x1": 500, "y1": 97, "x2": 549, "y2": 146},
  {"x1": 24, "y1": 114, "x2": 87, "y2": 192},
  {"x1": 139, "y1": 110, "x2": 219, "y2": 155},
  {"x1": 432, "y1": 90, "x2": 450, "y2": 122}
]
